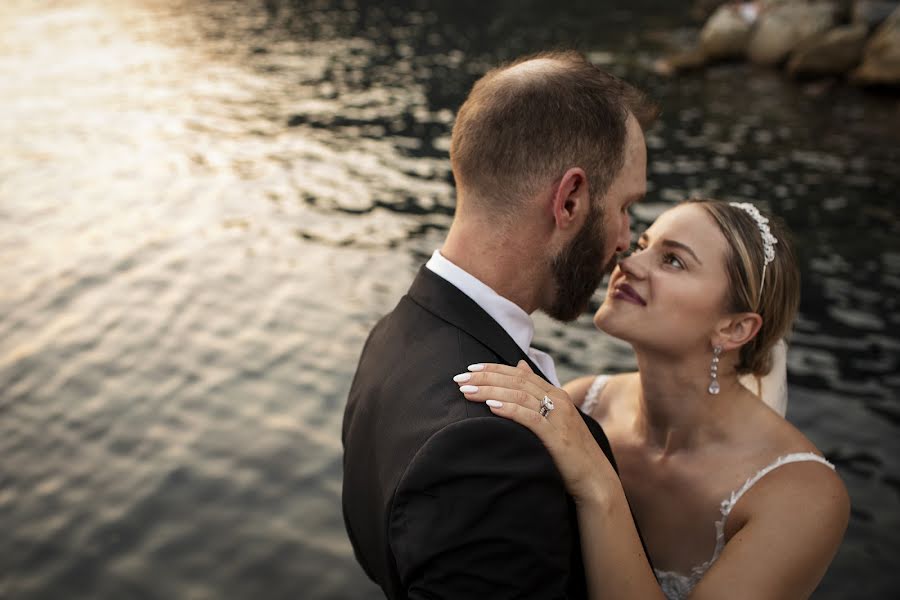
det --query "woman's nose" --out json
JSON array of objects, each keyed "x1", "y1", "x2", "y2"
[{"x1": 617, "y1": 252, "x2": 647, "y2": 279}]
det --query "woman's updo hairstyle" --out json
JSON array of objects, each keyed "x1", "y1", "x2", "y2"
[{"x1": 688, "y1": 199, "x2": 801, "y2": 376}]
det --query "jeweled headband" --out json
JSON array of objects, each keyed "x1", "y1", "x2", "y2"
[{"x1": 729, "y1": 202, "x2": 778, "y2": 305}]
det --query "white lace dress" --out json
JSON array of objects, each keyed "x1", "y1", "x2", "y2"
[{"x1": 581, "y1": 375, "x2": 835, "y2": 600}]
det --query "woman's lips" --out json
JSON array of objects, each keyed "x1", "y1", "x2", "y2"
[{"x1": 612, "y1": 282, "x2": 646, "y2": 306}]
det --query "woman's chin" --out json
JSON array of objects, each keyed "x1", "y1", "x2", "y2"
[
  {"x1": 593, "y1": 299, "x2": 617, "y2": 324},
  {"x1": 594, "y1": 304, "x2": 615, "y2": 335},
  {"x1": 593, "y1": 308, "x2": 628, "y2": 341}
]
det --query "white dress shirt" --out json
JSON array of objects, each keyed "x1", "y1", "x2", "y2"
[{"x1": 425, "y1": 249, "x2": 561, "y2": 387}]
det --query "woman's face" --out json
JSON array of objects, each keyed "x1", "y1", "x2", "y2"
[{"x1": 593, "y1": 203, "x2": 732, "y2": 354}]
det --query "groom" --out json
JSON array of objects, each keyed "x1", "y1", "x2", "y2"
[{"x1": 342, "y1": 51, "x2": 657, "y2": 598}]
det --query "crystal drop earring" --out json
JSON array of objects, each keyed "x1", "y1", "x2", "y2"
[{"x1": 708, "y1": 346, "x2": 722, "y2": 395}]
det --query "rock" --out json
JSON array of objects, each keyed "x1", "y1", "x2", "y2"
[
  {"x1": 852, "y1": 6, "x2": 900, "y2": 84},
  {"x1": 853, "y1": 0, "x2": 900, "y2": 30},
  {"x1": 748, "y1": 2, "x2": 841, "y2": 65},
  {"x1": 692, "y1": 0, "x2": 731, "y2": 20},
  {"x1": 700, "y1": 4, "x2": 757, "y2": 60},
  {"x1": 787, "y1": 24, "x2": 869, "y2": 76},
  {"x1": 656, "y1": 46, "x2": 709, "y2": 75}
]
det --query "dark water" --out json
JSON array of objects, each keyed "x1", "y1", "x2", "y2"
[{"x1": 1, "y1": 0, "x2": 898, "y2": 598}]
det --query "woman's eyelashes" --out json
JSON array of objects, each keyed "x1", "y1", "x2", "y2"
[
  {"x1": 662, "y1": 252, "x2": 685, "y2": 270},
  {"x1": 632, "y1": 243, "x2": 686, "y2": 270}
]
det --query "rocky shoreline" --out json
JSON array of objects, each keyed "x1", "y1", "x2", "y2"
[{"x1": 660, "y1": 0, "x2": 900, "y2": 87}]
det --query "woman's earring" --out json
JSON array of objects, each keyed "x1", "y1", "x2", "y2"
[{"x1": 708, "y1": 346, "x2": 722, "y2": 395}]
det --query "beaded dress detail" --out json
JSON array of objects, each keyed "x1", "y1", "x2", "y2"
[{"x1": 580, "y1": 375, "x2": 835, "y2": 600}]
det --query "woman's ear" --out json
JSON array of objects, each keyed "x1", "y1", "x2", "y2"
[{"x1": 714, "y1": 312, "x2": 763, "y2": 352}]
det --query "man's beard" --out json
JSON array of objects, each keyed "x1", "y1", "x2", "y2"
[{"x1": 547, "y1": 202, "x2": 615, "y2": 322}]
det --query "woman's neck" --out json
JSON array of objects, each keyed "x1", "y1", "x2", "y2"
[{"x1": 633, "y1": 348, "x2": 744, "y2": 456}]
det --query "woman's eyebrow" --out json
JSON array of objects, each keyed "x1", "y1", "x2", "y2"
[{"x1": 639, "y1": 233, "x2": 703, "y2": 265}]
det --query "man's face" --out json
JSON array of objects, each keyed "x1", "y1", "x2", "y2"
[{"x1": 547, "y1": 116, "x2": 647, "y2": 322}]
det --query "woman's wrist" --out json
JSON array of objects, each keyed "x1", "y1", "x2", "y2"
[{"x1": 574, "y1": 474, "x2": 623, "y2": 509}]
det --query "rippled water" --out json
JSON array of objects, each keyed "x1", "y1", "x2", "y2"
[{"x1": 1, "y1": 1, "x2": 898, "y2": 598}]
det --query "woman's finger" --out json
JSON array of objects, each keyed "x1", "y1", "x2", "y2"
[
  {"x1": 484, "y1": 399, "x2": 557, "y2": 441},
  {"x1": 453, "y1": 368, "x2": 548, "y2": 404},
  {"x1": 460, "y1": 383, "x2": 543, "y2": 413},
  {"x1": 465, "y1": 361, "x2": 554, "y2": 394}
]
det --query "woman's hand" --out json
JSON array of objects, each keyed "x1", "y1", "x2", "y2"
[
  {"x1": 454, "y1": 360, "x2": 617, "y2": 504},
  {"x1": 456, "y1": 361, "x2": 664, "y2": 600}
]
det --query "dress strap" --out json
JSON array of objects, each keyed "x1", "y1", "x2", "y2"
[
  {"x1": 580, "y1": 375, "x2": 611, "y2": 416},
  {"x1": 721, "y1": 452, "x2": 835, "y2": 518},
  {"x1": 708, "y1": 452, "x2": 835, "y2": 562}
]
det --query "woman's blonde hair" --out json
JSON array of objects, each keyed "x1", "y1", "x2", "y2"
[{"x1": 689, "y1": 199, "x2": 801, "y2": 376}]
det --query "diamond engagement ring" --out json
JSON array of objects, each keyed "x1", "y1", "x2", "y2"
[{"x1": 539, "y1": 395, "x2": 555, "y2": 418}]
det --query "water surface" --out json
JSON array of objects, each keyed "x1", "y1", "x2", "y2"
[{"x1": 1, "y1": 1, "x2": 898, "y2": 598}]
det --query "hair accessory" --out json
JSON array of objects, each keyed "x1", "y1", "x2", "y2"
[
  {"x1": 708, "y1": 345, "x2": 722, "y2": 395},
  {"x1": 729, "y1": 202, "x2": 778, "y2": 304}
]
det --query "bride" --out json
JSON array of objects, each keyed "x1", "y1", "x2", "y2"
[{"x1": 454, "y1": 199, "x2": 849, "y2": 599}]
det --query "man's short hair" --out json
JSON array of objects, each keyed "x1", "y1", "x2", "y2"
[{"x1": 450, "y1": 50, "x2": 658, "y2": 211}]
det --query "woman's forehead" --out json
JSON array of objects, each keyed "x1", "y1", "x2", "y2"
[
  {"x1": 645, "y1": 203, "x2": 729, "y2": 262},
  {"x1": 647, "y1": 203, "x2": 718, "y2": 239}
]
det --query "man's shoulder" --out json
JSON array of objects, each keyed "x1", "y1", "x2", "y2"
[
  {"x1": 411, "y1": 415, "x2": 557, "y2": 465},
  {"x1": 392, "y1": 415, "x2": 567, "y2": 517}
]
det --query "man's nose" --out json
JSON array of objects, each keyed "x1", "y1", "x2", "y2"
[{"x1": 615, "y1": 215, "x2": 632, "y2": 254}]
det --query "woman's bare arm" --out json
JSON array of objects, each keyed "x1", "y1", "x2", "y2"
[{"x1": 688, "y1": 464, "x2": 849, "y2": 600}]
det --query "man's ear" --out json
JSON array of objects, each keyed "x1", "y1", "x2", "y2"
[
  {"x1": 551, "y1": 167, "x2": 590, "y2": 230},
  {"x1": 714, "y1": 312, "x2": 763, "y2": 352}
]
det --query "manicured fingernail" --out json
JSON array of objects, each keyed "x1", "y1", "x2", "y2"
[
  {"x1": 468, "y1": 364, "x2": 484, "y2": 371},
  {"x1": 459, "y1": 385, "x2": 479, "y2": 394},
  {"x1": 486, "y1": 400, "x2": 503, "y2": 408},
  {"x1": 453, "y1": 373, "x2": 472, "y2": 383}
]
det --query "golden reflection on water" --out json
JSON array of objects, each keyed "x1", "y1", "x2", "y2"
[
  {"x1": 0, "y1": 0, "x2": 451, "y2": 281},
  {"x1": 1, "y1": 3, "x2": 404, "y2": 597}
]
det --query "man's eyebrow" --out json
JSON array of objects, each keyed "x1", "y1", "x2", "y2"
[{"x1": 639, "y1": 233, "x2": 703, "y2": 265}]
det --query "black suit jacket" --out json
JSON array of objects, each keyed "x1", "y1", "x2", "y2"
[{"x1": 342, "y1": 265, "x2": 621, "y2": 599}]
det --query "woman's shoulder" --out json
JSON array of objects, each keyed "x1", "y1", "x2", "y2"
[
  {"x1": 697, "y1": 441, "x2": 849, "y2": 597},
  {"x1": 565, "y1": 372, "x2": 638, "y2": 420},
  {"x1": 725, "y1": 437, "x2": 849, "y2": 544},
  {"x1": 563, "y1": 375, "x2": 601, "y2": 407}
]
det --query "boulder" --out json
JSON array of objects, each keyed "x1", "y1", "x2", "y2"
[
  {"x1": 748, "y1": 2, "x2": 841, "y2": 65},
  {"x1": 852, "y1": 6, "x2": 900, "y2": 84},
  {"x1": 853, "y1": 0, "x2": 900, "y2": 30},
  {"x1": 787, "y1": 24, "x2": 869, "y2": 76},
  {"x1": 692, "y1": 0, "x2": 731, "y2": 20},
  {"x1": 700, "y1": 4, "x2": 757, "y2": 60},
  {"x1": 655, "y1": 47, "x2": 709, "y2": 75}
]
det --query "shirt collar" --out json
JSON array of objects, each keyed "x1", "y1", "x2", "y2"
[{"x1": 425, "y1": 249, "x2": 535, "y2": 354}]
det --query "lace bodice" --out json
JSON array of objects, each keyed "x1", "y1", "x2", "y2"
[{"x1": 581, "y1": 375, "x2": 836, "y2": 600}]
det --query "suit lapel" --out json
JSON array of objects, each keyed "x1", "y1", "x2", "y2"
[{"x1": 406, "y1": 265, "x2": 550, "y2": 382}]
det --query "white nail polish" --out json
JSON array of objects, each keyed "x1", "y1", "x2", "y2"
[
  {"x1": 468, "y1": 363, "x2": 485, "y2": 371},
  {"x1": 459, "y1": 385, "x2": 479, "y2": 394},
  {"x1": 486, "y1": 400, "x2": 503, "y2": 408},
  {"x1": 453, "y1": 373, "x2": 471, "y2": 383}
]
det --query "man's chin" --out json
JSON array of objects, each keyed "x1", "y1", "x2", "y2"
[
  {"x1": 601, "y1": 256, "x2": 619, "y2": 276},
  {"x1": 546, "y1": 295, "x2": 594, "y2": 323}
]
